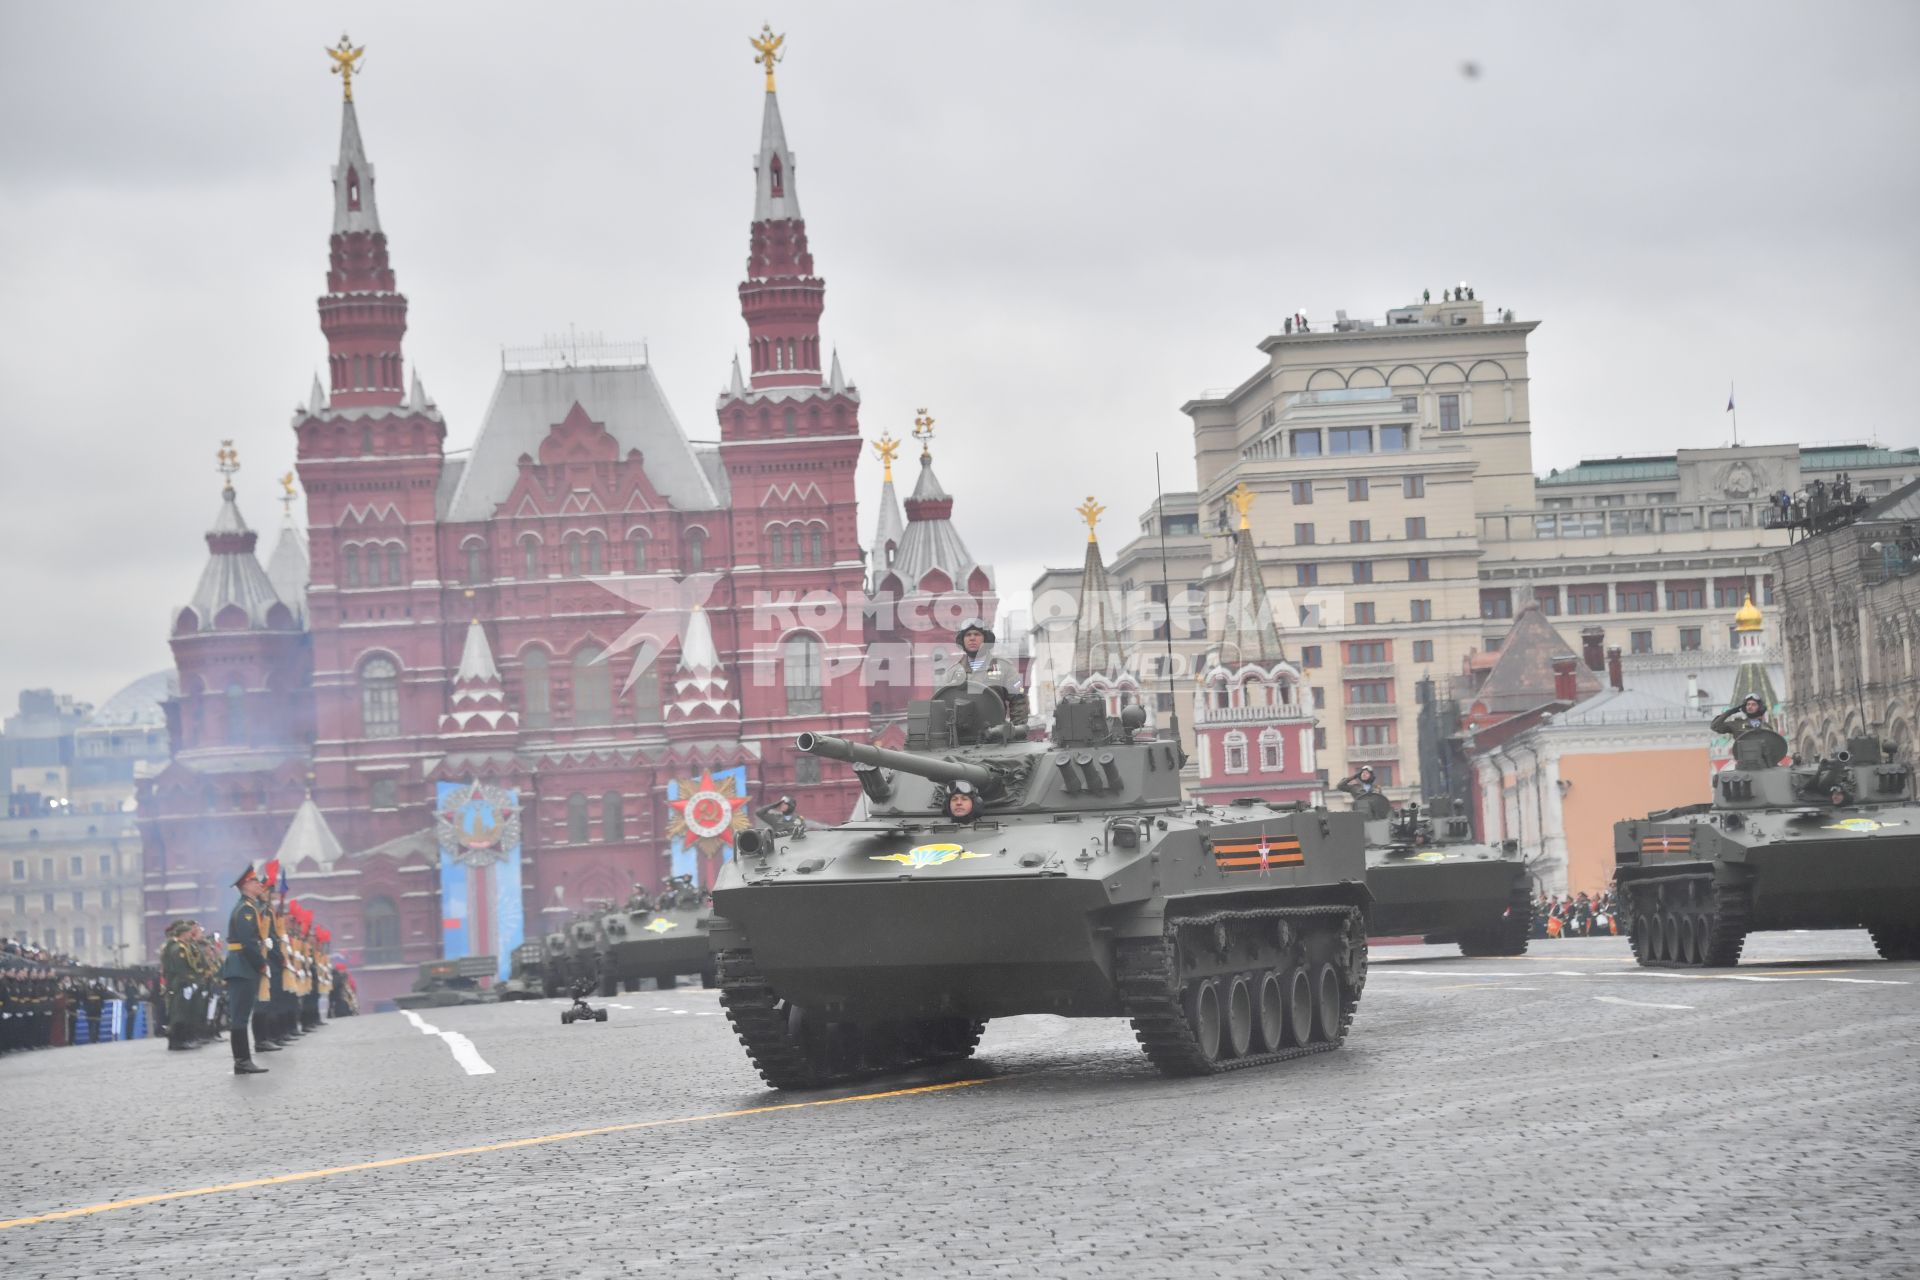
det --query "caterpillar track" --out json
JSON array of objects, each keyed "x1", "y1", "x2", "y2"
[
  {"x1": 1457, "y1": 877, "x2": 1536, "y2": 958},
  {"x1": 1117, "y1": 906, "x2": 1368, "y2": 1077},
  {"x1": 1626, "y1": 875, "x2": 1751, "y2": 968},
  {"x1": 715, "y1": 949, "x2": 984, "y2": 1091}
]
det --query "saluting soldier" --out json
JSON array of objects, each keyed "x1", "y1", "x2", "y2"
[{"x1": 219, "y1": 865, "x2": 272, "y2": 1075}]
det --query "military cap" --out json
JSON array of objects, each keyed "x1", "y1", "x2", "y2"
[{"x1": 234, "y1": 863, "x2": 261, "y2": 889}]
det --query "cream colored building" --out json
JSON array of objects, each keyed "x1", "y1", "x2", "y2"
[{"x1": 1180, "y1": 291, "x2": 1917, "y2": 798}]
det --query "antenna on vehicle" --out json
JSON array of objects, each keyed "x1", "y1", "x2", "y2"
[{"x1": 1154, "y1": 453, "x2": 1187, "y2": 766}]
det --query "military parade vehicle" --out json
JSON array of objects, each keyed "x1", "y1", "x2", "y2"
[
  {"x1": 390, "y1": 956, "x2": 498, "y2": 1009},
  {"x1": 1614, "y1": 728, "x2": 1920, "y2": 966},
  {"x1": 709, "y1": 685, "x2": 1372, "y2": 1089},
  {"x1": 539, "y1": 929, "x2": 571, "y2": 998},
  {"x1": 496, "y1": 940, "x2": 548, "y2": 1001},
  {"x1": 564, "y1": 909, "x2": 609, "y2": 995},
  {"x1": 593, "y1": 879, "x2": 717, "y2": 995},
  {"x1": 1355, "y1": 795, "x2": 1534, "y2": 956}
]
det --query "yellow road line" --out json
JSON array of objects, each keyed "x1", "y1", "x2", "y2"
[{"x1": 0, "y1": 1076, "x2": 998, "y2": 1231}]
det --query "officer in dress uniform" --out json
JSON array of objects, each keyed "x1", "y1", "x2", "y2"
[
  {"x1": 939, "y1": 620, "x2": 1028, "y2": 722},
  {"x1": 219, "y1": 865, "x2": 272, "y2": 1075},
  {"x1": 161, "y1": 921, "x2": 195, "y2": 1051}
]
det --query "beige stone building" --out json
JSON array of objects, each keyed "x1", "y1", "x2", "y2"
[
  {"x1": 1771, "y1": 480, "x2": 1920, "y2": 759},
  {"x1": 1176, "y1": 291, "x2": 1918, "y2": 797}
]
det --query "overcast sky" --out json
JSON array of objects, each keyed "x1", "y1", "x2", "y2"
[{"x1": 2, "y1": 1, "x2": 1916, "y2": 711}]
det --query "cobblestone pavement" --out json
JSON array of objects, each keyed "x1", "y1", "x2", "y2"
[{"x1": 2, "y1": 931, "x2": 1914, "y2": 1279}]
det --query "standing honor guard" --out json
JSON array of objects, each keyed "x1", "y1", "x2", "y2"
[{"x1": 219, "y1": 865, "x2": 272, "y2": 1075}]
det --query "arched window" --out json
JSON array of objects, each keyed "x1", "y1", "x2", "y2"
[
  {"x1": 386, "y1": 544, "x2": 405, "y2": 584},
  {"x1": 1260, "y1": 729, "x2": 1284, "y2": 772},
  {"x1": 685, "y1": 529, "x2": 706, "y2": 572},
  {"x1": 783, "y1": 408, "x2": 797, "y2": 436},
  {"x1": 1224, "y1": 731, "x2": 1248, "y2": 774},
  {"x1": 602, "y1": 791, "x2": 625, "y2": 842},
  {"x1": 352, "y1": 355, "x2": 364, "y2": 388},
  {"x1": 225, "y1": 682, "x2": 246, "y2": 744},
  {"x1": 809, "y1": 528, "x2": 825, "y2": 566},
  {"x1": 343, "y1": 545, "x2": 361, "y2": 588},
  {"x1": 783, "y1": 633, "x2": 823, "y2": 715},
  {"x1": 361, "y1": 425, "x2": 373, "y2": 452},
  {"x1": 770, "y1": 153, "x2": 783, "y2": 197},
  {"x1": 587, "y1": 532, "x2": 605, "y2": 574},
  {"x1": 364, "y1": 546, "x2": 383, "y2": 587},
  {"x1": 573, "y1": 644, "x2": 612, "y2": 726},
  {"x1": 363, "y1": 896, "x2": 401, "y2": 963},
  {"x1": 521, "y1": 535, "x2": 541, "y2": 579},
  {"x1": 768, "y1": 529, "x2": 785, "y2": 566},
  {"x1": 566, "y1": 792, "x2": 590, "y2": 844},
  {"x1": 628, "y1": 531, "x2": 648, "y2": 573},
  {"x1": 565, "y1": 536, "x2": 582, "y2": 577},
  {"x1": 629, "y1": 660, "x2": 661, "y2": 719},
  {"x1": 360, "y1": 657, "x2": 400, "y2": 738},
  {"x1": 464, "y1": 540, "x2": 487, "y2": 585},
  {"x1": 521, "y1": 648, "x2": 550, "y2": 728}
]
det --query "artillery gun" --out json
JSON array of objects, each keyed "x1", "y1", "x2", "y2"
[
  {"x1": 1356, "y1": 795, "x2": 1533, "y2": 956},
  {"x1": 594, "y1": 881, "x2": 716, "y2": 995},
  {"x1": 709, "y1": 685, "x2": 1372, "y2": 1088},
  {"x1": 1614, "y1": 729, "x2": 1920, "y2": 966}
]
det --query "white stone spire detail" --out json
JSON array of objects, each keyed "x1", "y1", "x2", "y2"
[
  {"x1": 828, "y1": 348, "x2": 845, "y2": 394},
  {"x1": 308, "y1": 373, "x2": 327, "y2": 415},
  {"x1": 729, "y1": 353, "x2": 746, "y2": 397},
  {"x1": 406, "y1": 367, "x2": 431, "y2": 410},
  {"x1": 752, "y1": 88, "x2": 801, "y2": 221},
  {"x1": 440, "y1": 620, "x2": 518, "y2": 735},
  {"x1": 275, "y1": 794, "x2": 345, "y2": 871}
]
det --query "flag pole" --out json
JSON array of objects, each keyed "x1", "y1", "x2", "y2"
[{"x1": 1728, "y1": 382, "x2": 1739, "y2": 446}]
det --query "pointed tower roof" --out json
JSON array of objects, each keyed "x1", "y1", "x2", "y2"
[
  {"x1": 828, "y1": 349, "x2": 846, "y2": 394},
  {"x1": 869, "y1": 433, "x2": 906, "y2": 586},
  {"x1": 275, "y1": 794, "x2": 345, "y2": 871},
  {"x1": 1069, "y1": 498, "x2": 1126, "y2": 682},
  {"x1": 1730, "y1": 595, "x2": 1780, "y2": 710},
  {"x1": 752, "y1": 84, "x2": 802, "y2": 220},
  {"x1": 440, "y1": 620, "x2": 518, "y2": 736},
  {"x1": 308, "y1": 373, "x2": 327, "y2": 415},
  {"x1": 667, "y1": 606, "x2": 740, "y2": 721},
  {"x1": 181, "y1": 479, "x2": 293, "y2": 633},
  {"x1": 1216, "y1": 485, "x2": 1286, "y2": 667},
  {"x1": 1474, "y1": 606, "x2": 1602, "y2": 714},
  {"x1": 728, "y1": 354, "x2": 746, "y2": 397},
  {"x1": 266, "y1": 524, "x2": 310, "y2": 628},
  {"x1": 332, "y1": 100, "x2": 381, "y2": 234}
]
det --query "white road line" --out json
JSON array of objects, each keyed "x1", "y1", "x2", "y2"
[
  {"x1": 400, "y1": 1009, "x2": 496, "y2": 1076},
  {"x1": 1594, "y1": 995, "x2": 1694, "y2": 1011},
  {"x1": 609, "y1": 1003, "x2": 634, "y2": 1009},
  {"x1": 1821, "y1": 977, "x2": 1909, "y2": 985}
]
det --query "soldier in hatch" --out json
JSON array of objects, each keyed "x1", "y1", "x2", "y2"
[
  {"x1": 939, "y1": 620, "x2": 1029, "y2": 722},
  {"x1": 1711, "y1": 695, "x2": 1771, "y2": 736}
]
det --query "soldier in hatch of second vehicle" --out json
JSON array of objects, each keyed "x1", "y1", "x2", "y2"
[
  {"x1": 1711, "y1": 695, "x2": 1772, "y2": 736},
  {"x1": 1336, "y1": 766, "x2": 1382, "y2": 799},
  {"x1": 943, "y1": 780, "x2": 980, "y2": 825},
  {"x1": 939, "y1": 619, "x2": 1029, "y2": 722},
  {"x1": 755, "y1": 795, "x2": 804, "y2": 836}
]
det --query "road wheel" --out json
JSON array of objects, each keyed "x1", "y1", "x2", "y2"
[
  {"x1": 1692, "y1": 914, "x2": 1713, "y2": 966},
  {"x1": 1283, "y1": 965, "x2": 1314, "y2": 1047},
  {"x1": 1223, "y1": 974, "x2": 1254, "y2": 1059},
  {"x1": 1253, "y1": 970, "x2": 1287, "y2": 1053},
  {"x1": 1668, "y1": 913, "x2": 1691, "y2": 965},
  {"x1": 1182, "y1": 978, "x2": 1223, "y2": 1063},
  {"x1": 1311, "y1": 963, "x2": 1344, "y2": 1044}
]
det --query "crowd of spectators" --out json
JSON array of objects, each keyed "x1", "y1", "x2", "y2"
[{"x1": 1535, "y1": 891, "x2": 1620, "y2": 939}]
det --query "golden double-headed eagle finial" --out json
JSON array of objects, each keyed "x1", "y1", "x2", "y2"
[
  {"x1": 217, "y1": 441, "x2": 240, "y2": 491},
  {"x1": 750, "y1": 24, "x2": 785, "y2": 92},
  {"x1": 1076, "y1": 496, "x2": 1106, "y2": 542},
  {"x1": 1229, "y1": 481, "x2": 1255, "y2": 530},
  {"x1": 279, "y1": 471, "x2": 298, "y2": 516},
  {"x1": 873, "y1": 433, "x2": 901, "y2": 484},
  {"x1": 912, "y1": 409, "x2": 935, "y2": 460},
  {"x1": 325, "y1": 34, "x2": 366, "y2": 103}
]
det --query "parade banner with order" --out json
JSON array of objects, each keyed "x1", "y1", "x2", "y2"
[{"x1": 435, "y1": 781, "x2": 525, "y2": 982}]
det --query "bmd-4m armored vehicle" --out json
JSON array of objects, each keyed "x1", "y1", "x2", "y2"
[
  {"x1": 1355, "y1": 796, "x2": 1534, "y2": 956},
  {"x1": 708, "y1": 686, "x2": 1372, "y2": 1088},
  {"x1": 1614, "y1": 728, "x2": 1920, "y2": 966},
  {"x1": 593, "y1": 879, "x2": 716, "y2": 994},
  {"x1": 390, "y1": 956, "x2": 499, "y2": 1009}
]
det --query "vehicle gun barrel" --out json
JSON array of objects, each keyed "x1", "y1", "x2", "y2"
[{"x1": 796, "y1": 732, "x2": 998, "y2": 790}]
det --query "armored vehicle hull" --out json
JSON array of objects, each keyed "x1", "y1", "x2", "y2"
[
  {"x1": 711, "y1": 691, "x2": 1372, "y2": 1089},
  {"x1": 1350, "y1": 798, "x2": 1532, "y2": 955},
  {"x1": 1615, "y1": 731, "x2": 1920, "y2": 966},
  {"x1": 597, "y1": 906, "x2": 714, "y2": 995}
]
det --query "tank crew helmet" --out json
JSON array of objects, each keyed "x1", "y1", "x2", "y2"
[
  {"x1": 1741, "y1": 696, "x2": 1765, "y2": 716},
  {"x1": 1356, "y1": 766, "x2": 1375, "y2": 782},
  {"x1": 955, "y1": 619, "x2": 996, "y2": 647},
  {"x1": 944, "y1": 778, "x2": 980, "y2": 821},
  {"x1": 779, "y1": 795, "x2": 794, "y2": 810}
]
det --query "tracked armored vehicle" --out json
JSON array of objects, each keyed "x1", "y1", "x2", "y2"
[
  {"x1": 709, "y1": 686, "x2": 1372, "y2": 1088},
  {"x1": 564, "y1": 911, "x2": 609, "y2": 994},
  {"x1": 539, "y1": 930, "x2": 571, "y2": 998},
  {"x1": 1357, "y1": 796, "x2": 1533, "y2": 956},
  {"x1": 594, "y1": 881, "x2": 716, "y2": 995},
  {"x1": 1614, "y1": 729, "x2": 1920, "y2": 966},
  {"x1": 391, "y1": 956, "x2": 498, "y2": 1009}
]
